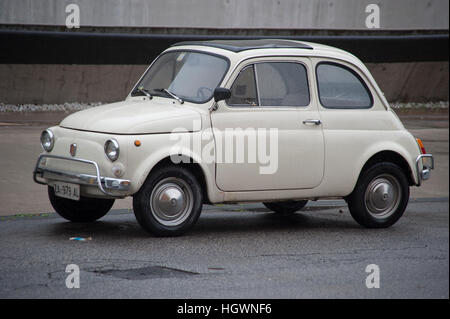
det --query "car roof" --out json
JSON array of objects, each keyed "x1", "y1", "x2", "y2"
[
  {"x1": 168, "y1": 39, "x2": 355, "y2": 63},
  {"x1": 171, "y1": 39, "x2": 314, "y2": 52}
]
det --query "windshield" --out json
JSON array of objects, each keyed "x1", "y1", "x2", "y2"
[{"x1": 132, "y1": 51, "x2": 229, "y2": 103}]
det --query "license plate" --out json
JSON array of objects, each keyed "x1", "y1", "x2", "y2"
[{"x1": 53, "y1": 182, "x2": 80, "y2": 201}]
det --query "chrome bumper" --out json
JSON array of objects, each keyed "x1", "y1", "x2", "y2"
[
  {"x1": 33, "y1": 154, "x2": 131, "y2": 197},
  {"x1": 415, "y1": 154, "x2": 434, "y2": 186}
]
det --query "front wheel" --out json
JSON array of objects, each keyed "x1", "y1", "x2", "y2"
[
  {"x1": 48, "y1": 186, "x2": 114, "y2": 222},
  {"x1": 347, "y1": 162, "x2": 409, "y2": 228},
  {"x1": 133, "y1": 166, "x2": 203, "y2": 236},
  {"x1": 263, "y1": 200, "x2": 308, "y2": 214}
]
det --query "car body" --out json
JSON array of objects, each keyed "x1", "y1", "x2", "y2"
[{"x1": 34, "y1": 39, "x2": 434, "y2": 236}]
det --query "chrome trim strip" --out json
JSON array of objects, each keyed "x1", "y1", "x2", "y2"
[
  {"x1": 253, "y1": 64, "x2": 262, "y2": 107},
  {"x1": 415, "y1": 154, "x2": 434, "y2": 186},
  {"x1": 33, "y1": 154, "x2": 130, "y2": 197}
]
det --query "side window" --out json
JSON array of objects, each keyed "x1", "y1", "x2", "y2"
[
  {"x1": 316, "y1": 62, "x2": 373, "y2": 109},
  {"x1": 255, "y1": 62, "x2": 310, "y2": 107},
  {"x1": 227, "y1": 65, "x2": 258, "y2": 106}
]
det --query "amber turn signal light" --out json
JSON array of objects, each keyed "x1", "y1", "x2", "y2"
[{"x1": 416, "y1": 138, "x2": 426, "y2": 154}]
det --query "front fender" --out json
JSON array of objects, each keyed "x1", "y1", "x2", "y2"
[{"x1": 126, "y1": 132, "x2": 223, "y2": 202}]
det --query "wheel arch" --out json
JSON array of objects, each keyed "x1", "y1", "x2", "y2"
[
  {"x1": 147, "y1": 156, "x2": 211, "y2": 204},
  {"x1": 357, "y1": 150, "x2": 416, "y2": 188},
  {"x1": 131, "y1": 148, "x2": 215, "y2": 204}
]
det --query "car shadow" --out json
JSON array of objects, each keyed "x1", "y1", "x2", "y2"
[{"x1": 192, "y1": 211, "x2": 361, "y2": 236}]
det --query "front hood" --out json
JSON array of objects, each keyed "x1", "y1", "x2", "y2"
[{"x1": 60, "y1": 99, "x2": 202, "y2": 134}]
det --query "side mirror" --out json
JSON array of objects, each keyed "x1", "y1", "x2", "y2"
[{"x1": 213, "y1": 87, "x2": 231, "y2": 102}]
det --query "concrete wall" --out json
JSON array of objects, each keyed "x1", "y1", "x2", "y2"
[
  {"x1": 1, "y1": 0, "x2": 448, "y2": 30},
  {"x1": 0, "y1": 0, "x2": 447, "y2": 104},
  {"x1": 367, "y1": 62, "x2": 449, "y2": 102},
  {"x1": 0, "y1": 64, "x2": 145, "y2": 104},
  {"x1": 1, "y1": 62, "x2": 447, "y2": 104}
]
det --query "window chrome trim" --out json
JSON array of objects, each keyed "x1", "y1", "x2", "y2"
[
  {"x1": 225, "y1": 58, "x2": 313, "y2": 109},
  {"x1": 315, "y1": 61, "x2": 374, "y2": 110},
  {"x1": 253, "y1": 64, "x2": 262, "y2": 107},
  {"x1": 226, "y1": 64, "x2": 259, "y2": 107}
]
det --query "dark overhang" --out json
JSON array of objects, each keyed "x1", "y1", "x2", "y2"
[{"x1": 0, "y1": 30, "x2": 448, "y2": 64}]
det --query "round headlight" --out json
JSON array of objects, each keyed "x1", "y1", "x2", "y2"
[
  {"x1": 40, "y1": 129, "x2": 54, "y2": 152},
  {"x1": 104, "y1": 139, "x2": 120, "y2": 162}
]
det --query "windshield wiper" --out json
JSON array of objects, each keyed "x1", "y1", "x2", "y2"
[
  {"x1": 136, "y1": 86, "x2": 152, "y2": 99},
  {"x1": 155, "y1": 88, "x2": 184, "y2": 104}
]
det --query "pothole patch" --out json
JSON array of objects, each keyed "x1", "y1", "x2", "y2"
[{"x1": 93, "y1": 266, "x2": 198, "y2": 280}]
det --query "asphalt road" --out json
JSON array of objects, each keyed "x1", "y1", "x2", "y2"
[
  {"x1": 0, "y1": 199, "x2": 448, "y2": 298},
  {"x1": 0, "y1": 109, "x2": 448, "y2": 299}
]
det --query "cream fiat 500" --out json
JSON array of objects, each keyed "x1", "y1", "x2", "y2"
[{"x1": 34, "y1": 39, "x2": 434, "y2": 236}]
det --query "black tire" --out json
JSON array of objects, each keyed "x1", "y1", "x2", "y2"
[
  {"x1": 133, "y1": 166, "x2": 203, "y2": 237},
  {"x1": 347, "y1": 162, "x2": 409, "y2": 228},
  {"x1": 48, "y1": 186, "x2": 114, "y2": 222},
  {"x1": 263, "y1": 200, "x2": 308, "y2": 214}
]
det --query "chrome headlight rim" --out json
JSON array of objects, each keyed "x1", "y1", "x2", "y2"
[
  {"x1": 104, "y1": 138, "x2": 120, "y2": 162},
  {"x1": 40, "y1": 129, "x2": 55, "y2": 152}
]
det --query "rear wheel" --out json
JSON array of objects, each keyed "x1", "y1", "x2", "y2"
[
  {"x1": 347, "y1": 162, "x2": 409, "y2": 228},
  {"x1": 48, "y1": 186, "x2": 114, "y2": 222},
  {"x1": 263, "y1": 200, "x2": 308, "y2": 214},
  {"x1": 133, "y1": 166, "x2": 203, "y2": 236}
]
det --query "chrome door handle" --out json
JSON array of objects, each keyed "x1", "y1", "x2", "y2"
[{"x1": 302, "y1": 119, "x2": 322, "y2": 125}]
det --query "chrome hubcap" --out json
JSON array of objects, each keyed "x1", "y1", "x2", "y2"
[
  {"x1": 150, "y1": 177, "x2": 193, "y2": 226},
  {"x1": 365, "y1": 174, "x2": 401, "y2": 219}
]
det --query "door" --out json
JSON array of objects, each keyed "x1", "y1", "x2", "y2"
[{"x1": 211, "y1": 57, "x2": 324, "y2": 191}]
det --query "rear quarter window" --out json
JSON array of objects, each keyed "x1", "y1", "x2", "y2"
[{"x1": 316, "y1": 62, "x2": 373, "y2": 109}]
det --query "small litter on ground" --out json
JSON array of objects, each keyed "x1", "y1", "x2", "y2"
[{"x1": 69, "y1": 237, "x2": 92, "y2": 241}]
